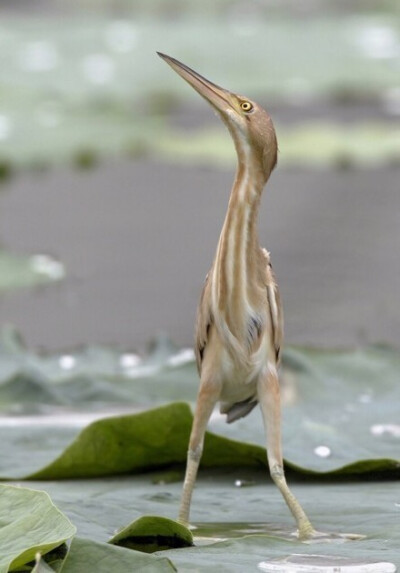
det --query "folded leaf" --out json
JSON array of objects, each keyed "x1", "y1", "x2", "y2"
[
  {"x1": 109, "y1": 515, "x2": 193, "y2": 553},
  {"x1": 0, "y1": 485, "x2": 75, "y2": 572},
  {"x1": 59, "y1": 537, "x2": 175, "y2": 572},
  {"x1": 25, "y1": 402, "x2": 399, "y2": 482}
]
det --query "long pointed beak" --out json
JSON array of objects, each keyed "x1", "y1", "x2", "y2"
[{"x1": 157, "y1": 52, "x2": 235, "y2": 114}]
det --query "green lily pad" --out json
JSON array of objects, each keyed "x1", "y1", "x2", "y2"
[
  {"x1": 25, "y1": 403, "x2": 191, "y2": 480},
  {"x1": 60, "y1": 537, "x2": 175, "y2": 572},
  {"x1": 21, "y1": 476, "x2": 400, "y2": 570},
  {"x1": 0, "y1": 330, "x2": 398, "y2": 569},
  {"x1": 0, "y1": 332, "x2": 398, "y2": 480},
  {"x1": 19, "y1": 400, "x2": 398, "y2": 482},
  {"x1": 0, "y1": 484, "x2": 75, "y2": 572},
  {"x1": 164, "y1": 531, "x2": 399, "y2": 573},
  {"x1": 109, "y1": 515, "x2": 193, "y2": 553}
]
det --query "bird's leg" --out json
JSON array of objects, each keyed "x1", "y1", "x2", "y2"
[
  {"x1": 178, "y1": 379, "x2": 219, "y2": 527},
  {"x1": 258, "y1": 364, "x2": 315, "y2": 540}
]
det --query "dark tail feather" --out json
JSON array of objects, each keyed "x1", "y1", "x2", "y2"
[{"x1": 225, "y1": 397, "x2": 258, "y2": 424}]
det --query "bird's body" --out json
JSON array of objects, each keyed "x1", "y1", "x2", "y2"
[
  {"x1": 158, "y1": 52, "x2": 315, "y2": 540},
  {"x1": 196, "y1": 202, "x2": 281, "y2": 422}
]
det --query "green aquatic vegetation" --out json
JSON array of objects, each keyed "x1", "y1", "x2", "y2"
[
  {"x1": 155, "y1": 123, "x2": 400, "y2": 168},
  {"x1": 0, "y1": 252, "x2": 65, "y2": 293},
  {"x1": 2, "y1": 477, "x2": 399, "y2": 571},
  {"x1": 0, "y1": 485, "x2": 75, "y2": 572},
  {"x1": 0, "y1": 160, "x2": 13, "y2": 182},
  {"x1": 0, "y1": 333, "x2": 399, "y2": 570},
  {"x1": 109, "y1": 515, "x2": 193, "y2": 553},
  {"x1": 0, "y1": 333, "x2": 398, "y2": 478},
  {"x1": 59, "y1": 538, "x2": 176, "y2": 572},
  {"x1": 8, "y1": 402, "x2": 396, "y2": 482},
  {"x1": 0, "y1": 14, "x2": 399, "y2": 175}
]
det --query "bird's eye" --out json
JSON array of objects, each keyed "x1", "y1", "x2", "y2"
[{"x1": 240, "y1": 101, "x2": 253, "y2": 112}]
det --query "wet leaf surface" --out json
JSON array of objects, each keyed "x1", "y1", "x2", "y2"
[
  {"x1": 109, "y1": 515, "x2": 193, "y2": 553},
  {"x1": 0, "y1": 335, "x2": 398, "y2": 479},
  {"x1": 59, "y1": 537, "x2": 175, "y2": 572},
  {"x1": 7, "y1": 476, "x2": 397, "y2": 572},
  {"x1": 0, "y1": 484, "x2": 75, "y2": 572},
  {"x1": 0, "y1": 334, "x2": 399, "y2": 569}
]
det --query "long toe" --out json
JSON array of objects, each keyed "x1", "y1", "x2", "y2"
[{"x1": 298, "y1": 529, "x2": 365, "y2": 543}]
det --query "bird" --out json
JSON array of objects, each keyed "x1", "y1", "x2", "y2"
[{"x1": 158, "y1": 52, "x2": 315, "y2": 540}]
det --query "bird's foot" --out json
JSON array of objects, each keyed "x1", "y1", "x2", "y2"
[{"x1": 296, "y1": 528, "x2": 365, "y2": 543}]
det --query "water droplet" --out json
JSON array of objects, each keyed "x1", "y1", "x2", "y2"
[
  {"x1": 105, "y1": 21, "x2": 136, "y2": 53},
  {"x1": 82, "y1": 54, "x2": 115, "y2": 85},
  {"x1": 59, "y1": 355, "x2": 76, "y2": 371},
  {"x1": 0, "y1": 115, "x2": 12, "y2": 141},
  {"x1": 20, "y1": 41, "x2": 59, "y2": 72},
  {"x1": 167, "y1": 348, "x2": 195, "y2": 367},
  {"x1": 234, "y1": 479, "x2": 255, "y2": 487},
  {"x1": 119, "y1": 353, "x2": 141, "y2": 369},
  {"x1": 30, "y1": 254, "x2": 65, "y2": 280},
  {"x1": 370, "y1": 424, "x2": 400, "y2": 438},
  {"x1": 314, "y1": 445, "x2": 331, "y2": 458}
]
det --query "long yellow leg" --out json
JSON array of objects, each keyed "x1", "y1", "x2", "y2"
[
  {"x1": 258, "y1": 364, "x2": 315, "y2": 540},
  {"x1": 178, "y1": 380, "x2": 219, "y2": 526}
]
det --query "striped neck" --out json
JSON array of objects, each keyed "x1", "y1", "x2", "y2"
[{"x1": 211, "y1": 135, "x2": 269, "y2": 345}]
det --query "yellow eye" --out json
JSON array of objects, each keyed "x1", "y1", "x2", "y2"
[{"x1": 240, "y1": 101, "x2": 253, "y2": 112}]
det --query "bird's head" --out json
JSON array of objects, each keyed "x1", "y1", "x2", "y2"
[{"x1": 158, "y1": 52, "x2": 278, "y2": 182}]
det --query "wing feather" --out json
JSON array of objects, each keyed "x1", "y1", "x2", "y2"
[
  {"x1": 262, "y1": 248, "x2": 283, "y2": 365},
  {"x1": 194, "y1": 272, "x2": 213, "y2": 374}
]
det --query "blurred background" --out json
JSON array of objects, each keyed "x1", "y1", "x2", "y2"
[{"x1": 0, "y1": 0, "x2": 399, "y2": 353}]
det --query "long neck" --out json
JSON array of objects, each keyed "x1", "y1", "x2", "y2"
[{"x1": 211, "y1": 138, "x2": 269, "y2": 341}]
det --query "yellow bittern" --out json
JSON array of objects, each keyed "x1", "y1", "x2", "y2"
[{"x1": 158, "y1": 53, "x2": 315, "y2": 540}]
